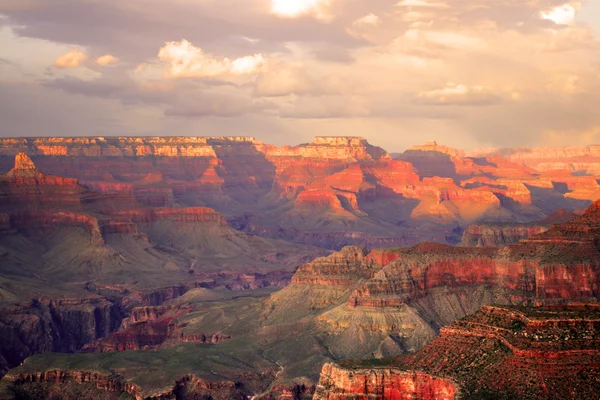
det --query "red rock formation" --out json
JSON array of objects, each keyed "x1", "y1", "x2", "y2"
[
  {"x1": 9, "y1": 370, "x2": 143, "y2": 400},
  {"x1": 7, "y1": 211, "x2": 105, "y2": 245},
  {"x1": 313, "y1": 363, "x2": 458, "y2": 400},
  {"x1": 471, "y1": 145, "x2": 600, "y2": 175},
  {"x1": 0, "y1": 297, "x2": 123, "y2": 377},
  {"x1": 291, "y1": 247, "x2": 374, "y2": 288},
  {"x1": 461, "y1": 223, "x2": 549, "y2": 247},
  {"x1": 110, "y1": 207, "x2": 227, "y2": 225},
  {"x1": 2, "y1": 137, "x2": 597, "y2": 250},
  {"x1": 460, "y1": 209, "x2": 577, "y2": 247},
  {"x1": 82, "y1": 304, "x2": 232, "y2": 352},
  {"x1": 0, "y1": 153, "x2": 85, "y2": 205},
  {"x1": 399, "y1": 304, "x2": 600, "y2": 399}
]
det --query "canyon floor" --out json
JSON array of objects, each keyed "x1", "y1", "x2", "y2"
[{"x1": 0, "y1": 136, "x2": 600, "y2": 399}]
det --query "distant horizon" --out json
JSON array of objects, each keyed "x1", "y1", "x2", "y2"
[{"x1": 0, "y1": 134, "x2": 599, "y2": 155}]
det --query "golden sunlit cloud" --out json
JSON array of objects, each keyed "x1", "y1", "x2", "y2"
[
  {"x1": 396, "y1": 0, "x2": 449, "y2": 8},
  {"x1": 271, "y1": 0, "x2": 332, "y2": 20},
  {"x1": 347, "y1": 14, "x2": 382, "y2": 41},
  {"x1": 353, "y1": 14, "x2": 381, "y2": 28},
  {"x1": 53, "y1": 49, "x2": 87, "y2": 69},
  {"x1": 157, "y1": 40, "x2": 265, "y2": 78},
  {"x1": 540, "y1": 3, "x2": 579, "y2": 25},
  {"x1": 95, "y1": 54, "x2": 119, "y2": 66}
]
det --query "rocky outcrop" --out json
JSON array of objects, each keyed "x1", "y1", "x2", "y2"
[
  {"x1": 470, "y1": 145, "x2": 600, "y2": 175},
  {"x1": 264, "y1": 200, "x2": 600, "y2": 361},
  {"x1": 400, "y1": 304, "x2": 600, "y2": 399},
  {"x1": 460, "y1": 209, "x2": 577, "y2": 247},
  {"x1": 0, "y1": 298, "x2": 123, "y2": 378},
  {"x1": 316, "y1": 304, "x2": 600, "y2": 400},
  {"x1": 8, "y1": 370, "x2": 143, "y2": 400},
  {"x1": 0, "y1": 286, "x2": 189, "y2": 379},
  {"x1": 2, "y1": 138, "x2": 598, "y2": 251},
  {"x1": 313, "y1": 363, "x2": 458, "y2": 400},
  {"x1": 6, "y1": 210, "x2": 105, "y2": 245},
  {"x1": 111, "y1": 207, "x2": 227, "y2": 225},
  {"x1": 4, "y1": 369, "x2": 271, "y2": 400},
  {"x1": 460, "y1": 223, "x2": 549, "y2": 247},
  {"x1": 0, "y1": 153, "x2": 85, "y2": 205}
]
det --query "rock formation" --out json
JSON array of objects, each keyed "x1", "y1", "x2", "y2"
[
  {"x1": 263, "y1": 199, "x2": 600, "y2": 361},
  {"x1": 460, "y1": 209, "x2": 578, "y2": 247},
  {"x1": 1, "y1": 137, "x2": 598, "y2": 250},
  {"x1": 313, "y1": 363, "x2": 458, "y2": 400},
  {"x1": 317, "y1": 304, "x2": 600, "y2": 400}
]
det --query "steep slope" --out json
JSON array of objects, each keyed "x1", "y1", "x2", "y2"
[
  {"x1": 3, "y1": 201, "x2": 600, "y2": 398},
  {"x1": 0, "y1": 154, "x2": 327, "y2": 381},
  {"x1": 460, "y1": 209, "x2": 578, "y2": 247},
  {"x1": 318, "y1": 304, "x2": 600, "y2": 400},
  {"x1": 263, "y1": 199, "x2": 600, "y2": 365},
  {"x1": 2, "y1": 137, "x2": 598, "y2": 251}
]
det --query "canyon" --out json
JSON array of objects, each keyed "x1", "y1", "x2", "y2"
[
  {"x1": 1, "y1": 136, "x2": 600, "y2": 399},
  {"x1": 1, "y1": 137, "x2": 598, "y2": 250}
]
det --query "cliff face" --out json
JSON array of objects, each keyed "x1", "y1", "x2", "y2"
[
  {"x1": 460, "y1": 223, "x2": 549, "y2": 247},
  {"x1": 0, "y1": 286, "x2": 189, "y2": 379},
  {"x1": 403, "y1": 304, "x2": 600, "y2": 399},
  {"x1": 319, "y1": 304, "x2": 600, "y2": 400},
  {"x1": 263, "y1": 200, "x2": 600, "y2": 361},
  {"x1": 0, "y1": 298, "x2": 122, "y2": 378},
  {"x1": 460, "y1": 209, "x2": 578, "y2": 247},
  {"x1": 0, "y1": 153, "x2": 85, "y2": 205},
  {"x1": 82, "y1": 304, "x2": 231, "y2": 352},
  {"x1": 313, "y1": 363, "x2": 458, "y2": 400},
  {"x1": 4, "y1": 368, "x2": 274, "y2": 400},
  {"x1": 470, "y1": 144, "x2": 600, "y2": 175},
  {"x1": 7, "y1": 370, "x2": 143, "y2": 400},
  {"x1": 2, "y1": 137, "x2": 598, "y2": 251}
]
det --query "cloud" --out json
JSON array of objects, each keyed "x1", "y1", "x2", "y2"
[
  {"x1": 404, "y1": 29, "x2": 486, "y2": 51},
  {"x1": 53, "y1": 49, "x2": 87, "y2": 68},
  {"x1": 540, "y1": 3, "x2": 579, "y2": 26},
  {"x1": 254, "y1": 67, "x2": 314, "y2": 97},
  {"x1": 347, "y1": 13, "x2": 382, "y2": 41},
  {"x1": 396, "y1": 0, "x2": 449, "y2": 8},
  {"x1": 542, "y1": 26, "x2": 596, "y2": 52},
  {"x1": 270, "y1": 0, "x2": 333, "y2": 20},
  {"x1": 280, "y1": 95, "x2": 369, "y2": 118},
  {"x1": 95, "y1": 54, "x2": 119, "y2": 67},
  {"x1": 311, "y1": 47, "x2": 355, "y2": 64},
  {"x1": 254, "y1": 65, "x2": 348, "y2": 97},
  {"x1": 352, "y1": 14, "x2": 381, "y2": 28},
  {"x1": 417, "y1": 83, "x2": 501, "y2": 106},
  {"x1": 156, "y1": 39, "x2": 265, "y2": 79},
  {"x1": 165, "y1": 94, "x2": 273, "y2": 118}
]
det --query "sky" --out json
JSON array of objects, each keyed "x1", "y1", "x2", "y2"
[{"x1": 0, "y1": 0, "x2": 599, "y2": 151}]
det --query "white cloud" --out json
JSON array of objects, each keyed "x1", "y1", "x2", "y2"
[
  {"x1": 541, "y1": 3, "x2": 579, "y2": 26},
  {"x1": 417, "y1": 83, "x2": 500, "y2": 106},
  {"x1": 271, "y1": 0, "x2": 333, "y2": 20},
  {"x1": 352, "y1": 14, "x2": 381, "y2": 28},
  {"x1": 157, "y1": 40, "x2": 265, "y2": 78},
  {"x1": 95, "y1": 54, "x2": 119, "y2": 67},
  {"x1": 53, "y1": 49, "x2": 87, "y2": 68}
]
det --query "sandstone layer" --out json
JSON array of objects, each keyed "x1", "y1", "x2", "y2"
[{"x1": 2, "y1": 138, "x2": 599, "y2": 250}]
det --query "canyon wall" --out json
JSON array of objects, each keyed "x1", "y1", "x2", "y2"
[
  {"x1": 1, "y1": 137, "x2": 598, "y2": 251},
  {"x1": 313, "y1": 363, "x2": 458, "y2": 400}
]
